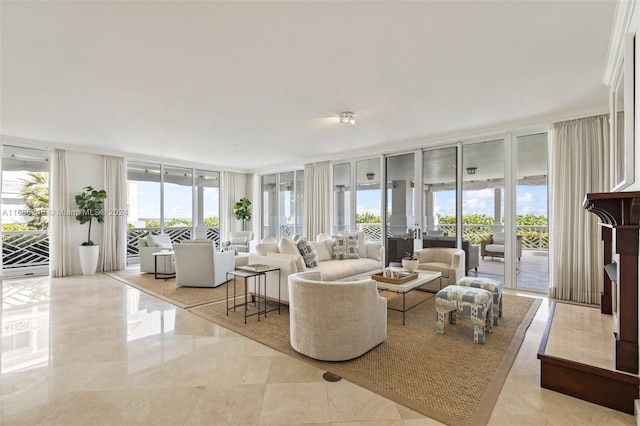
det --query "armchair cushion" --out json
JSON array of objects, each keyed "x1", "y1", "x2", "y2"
[
  {"x1": 415, "y1": 247, "x2": 465, "y2": 286},
  {"x1": 148, "y1": 234, "x2": 172, "y2": 247},
  {"x1": 230, "y1": 236, "x2": 247, "y2": 245}
]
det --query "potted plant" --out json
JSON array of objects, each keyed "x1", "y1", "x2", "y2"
[
  {"x1": 233, "y1": 196, "x2": 252, "y2": 231},
  {"x1": 402, "y1": 251, "x2": 419, "y2": 272},
  {"x1": 75, "y1": 186, "x2": 107, "y2": 275}
]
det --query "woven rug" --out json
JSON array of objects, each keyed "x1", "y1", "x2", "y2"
[
  {"x1": 190, "y1": 291, "x2": 540, "y2": 426},
  {"x1": 104, "y1": 269, "x2": 242, "y2": 309}
]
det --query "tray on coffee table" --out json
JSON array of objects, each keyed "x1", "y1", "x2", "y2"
[{"x1": 371, "y1": 271, "x2": 418, "y2": 284}]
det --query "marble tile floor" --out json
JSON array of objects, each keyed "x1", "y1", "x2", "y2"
[{"x1": 0, "y1": 274, "x2": 634, "y2": 426}]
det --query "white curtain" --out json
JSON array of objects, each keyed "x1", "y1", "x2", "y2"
[
  {"x1": 102, "y1": 156, "x2": 127, "y2": 271},
  {"x1": 549, "y1": 114, "x2": 609, "y2": 304},
  {"x1": 304, "y1": 161, "x2": 331, "y2": 239},
  {"x1": 50, "y1": 148, "x2": 72, "y2": 277},
  {"x1": 221, "y1": 171, "x2": 248, "y2": 240}
]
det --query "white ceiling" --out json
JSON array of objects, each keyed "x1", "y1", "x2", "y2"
[{"x1": 1, "y1": 1, "x2": 616, "y2": 173}]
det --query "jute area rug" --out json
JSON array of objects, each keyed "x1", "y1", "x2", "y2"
[
  {"x1": 104, "y1": 269, "x2": 243, "y2": 309},
  {"x1": 190, "y1": 291, "x2": 540, "y2": 426}
]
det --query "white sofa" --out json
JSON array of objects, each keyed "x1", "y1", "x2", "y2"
[
  {"x1": 138, "y1": 234, "x2": 173, "y2": 273},
  {"x1": 249, "y1": 235, "x2": 383, "y2": 304},
  {"x1": 173, "y1": 241, "x2": 235, "y2": 287},
  {"x1": 288, "y1": 271, "x2": 387, "y2": 361}
]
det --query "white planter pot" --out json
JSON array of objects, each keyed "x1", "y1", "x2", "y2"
[
  {"x1": 79, "y1": 245, "x2": 100, "y2": 275},
  {"x1": 402, "y1": 258, "x2": 419, "y2": 272}
]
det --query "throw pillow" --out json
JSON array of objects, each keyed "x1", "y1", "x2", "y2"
[
  {"x1": 296, "y1": 237, "x2": 318, "y2": 268},
  {"x1": 338, "y1": 231, "x2": 366, "y2": 258},
  {"x1": 256, "y1": 243, "x2": 279, "y2": 256},
  {"x1": 311, "y1": 241, "x2": 331, "y2": 262},
  {"x1": 148, "y1": 234, "x2": 171, "y2": 247},
  {"x1": 332, "y1": 235, "x2": 360, "y2": 260},
  {"x1": 278, "y1": 236, "x2": 300, "y2": 256}
]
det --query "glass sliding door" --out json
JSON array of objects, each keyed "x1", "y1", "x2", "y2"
[
  {"x1": 422, "y1": 147, "x2": 457, "y2": 237},
  {"x1": 1, "y1": 145, "x2": 50, "y2": 277},
  {"x1": 194, "y1": 170, "x2": 220, "y2": 245},
  {"x1": 162, "y1": 166, "x2": 193, "y2": 243},
  {"x1": 333, "y1": 162, "x2": 351, "y2": 234},
  {"x1": 516, "y1": 133, "x2": 549, "y2": 292},
  {"x1": 356, "y1": 158, "x2": 382, "y2": 241},
  {"x1": 279, "y1": 171, "x2": 295, "y2": 236},
  {"x1": 127, "y1": 162, "x2": 162, "y2": 260},
  {"x1": 463, "y1": 140, "x2": 504, "y2": 279},
  {"x1": 261, "y1": 174, "x2": 277, "y2": 239},
  {"x1": 385, "y1": 153, "x2": 416, "y2": 265}
]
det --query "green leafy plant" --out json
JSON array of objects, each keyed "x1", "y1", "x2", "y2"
[
  {"x1": 75, "y1": 186, "x2": 107, "y2": 246},
  {"x1": 233, "y1": 197, "x2": 252, "y2": 229},
  {"x1": 19, "y1": 172, "x2": 49, "y2": 230}
]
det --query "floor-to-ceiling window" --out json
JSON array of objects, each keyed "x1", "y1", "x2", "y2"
[
  {"x1": 355, "y1": 159, "x2": 382, "y2": 241},
  {"x1": 260, "y1": 170, "x2": 303, "y2": 240},
  {"x1": 1, "y1": 145, "x2": 50, "y2": 277},
  {"x1": 333, "y1": 162, "x2": 351, "y2": 234},
  {"x1": 516, "y1": 133, "x2": 549, "y2": 291},
  {"x1": 385, "y1": 153, "x2": 416, "y2": 264},
  {"x1": 162, "y1": 166, "x2": 193, "y2": 243},
  {"x1": 127, "y1": 163, "x2": 220, "y2": 262},
  {"x1": 194, "y1": 170, "x2": 220, "y2": 243},
  {"x1": 422, "y1": 147, "x2": 458, "y2": 236},
  {"x1": 463, "y1": 140, "x2": 505, "y2": 279}
]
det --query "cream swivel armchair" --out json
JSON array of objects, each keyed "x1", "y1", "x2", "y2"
[
  {"x1": 173, "y1": 241, "x2": 235, "y2": 287},
  {"x1": 414, "y1": 247, "x2": 465, "y2": 287},
  {"x1": 138, "y1": 234, "x2": 173, "y2": 273},
  {"x1": 288, "y1": 271, "x2": 387, "y2": 361},
  {"x1": 228, "y1": 231, "x2": 254, "y2": 253}
]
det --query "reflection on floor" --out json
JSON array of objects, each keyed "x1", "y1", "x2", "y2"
[{"x1": 0, "y1": 274, "x2": 633, "y2": 425}]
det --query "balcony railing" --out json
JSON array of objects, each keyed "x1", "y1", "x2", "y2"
[
  {"x1": 356, "y1": 223, "x2": 549, "y2": 250},
  {"x1": 126, "y1": 226, "x2": 220, "y2": 258},
  {"x1": 2, "y1": 231, "x2": 49, "y2": 269}
]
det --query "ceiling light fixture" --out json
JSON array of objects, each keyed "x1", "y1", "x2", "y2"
[
  {"x1": 466, "y1": 167, "x2": 477, "y2": 175},
  {"x1": 338, "y1": 111, "x2": 356, "y2": 125},
  {"x1": 366, "y1": 172, "x2": 375, "y2": 180}
]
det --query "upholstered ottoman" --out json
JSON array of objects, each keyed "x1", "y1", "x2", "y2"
[
  {"x1": 436, "y1": 285, "x2": 493, "y2": 344},
  {"x1": 435, "y1": 285, "x2": 460, "y2": 334},
  {"x1": 456, "y1": 277, "x2": 503, "y2": 325}
]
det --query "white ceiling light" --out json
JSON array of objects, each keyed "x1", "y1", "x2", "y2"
[{"x1": 338, "y1": 112, "x2": 356, "y2": 125}]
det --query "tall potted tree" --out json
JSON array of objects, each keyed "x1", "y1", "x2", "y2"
[
  {"x1": 75, "y1": 186, "x2": 107, "y2": 275},
  {"x1": 233, "y1": 197, "x2": 252, "y2": 231}
]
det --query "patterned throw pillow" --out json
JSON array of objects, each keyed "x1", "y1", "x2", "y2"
[
  {"x1": 332, "y1": 235, "x2": 360, "y2": 260},
  {"x1": 296, "y1": 237, "x2": 318, "y2": 268}
]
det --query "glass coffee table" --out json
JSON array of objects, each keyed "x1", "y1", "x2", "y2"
[{"x1": 374, "y1": 271, "x2": 442, "y2": 325}]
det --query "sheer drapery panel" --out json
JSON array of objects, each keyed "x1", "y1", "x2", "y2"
[{"x1": 549, "y1": 114, "x2": 609, "y2": 304}]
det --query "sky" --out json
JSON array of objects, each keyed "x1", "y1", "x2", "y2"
[{"x1": 128, "y1": 181, "x2": 547, "y2": 224}]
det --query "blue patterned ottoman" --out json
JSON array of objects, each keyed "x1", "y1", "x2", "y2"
[
  {"x1": 436, "y1": 285, "x2": 493, "y2": 344},
  {"x1": 456, "y1": 277, "x2": 503, "y2": 326}
]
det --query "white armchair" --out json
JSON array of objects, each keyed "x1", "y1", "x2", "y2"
[
  {"x1": 173, "y1": 242, "x2": 235, "y2": 287},
  {"x1": 288, "y1": 271, "x2": 387, "y2": 361},
  {"x1": 415, "y1": 247, "x2": 465, "y2": 287},
  {"x1": 228, "y1": 231, "x2": 254, "y2": 253},
  {"x1": 138, "y1": 234, "x2": 173, "y2": 273}
]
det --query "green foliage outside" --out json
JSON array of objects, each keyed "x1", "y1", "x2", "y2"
[
  {"x1": 142, "y1": 217, "x2": 219, "y2": 228},
  {"x1": 437, "y1": 213, "x2": 547, "y2": 226},
  {"x1": 19, "y1": 172, "x2": 49, "y2": 230},
  {"x1": 2, "y1": 223, "x2": 36, "y2": 231},
  {"x1": 356, "y1": 213, "x2": 381, "y2": 223},
  {"x1": 437, "y1": 213, "x2": 548, "y2": 247}
]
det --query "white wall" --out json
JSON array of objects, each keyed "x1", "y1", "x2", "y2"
[{"x1": 67, "y1": 151, "x2": 104, "y2": 275}]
